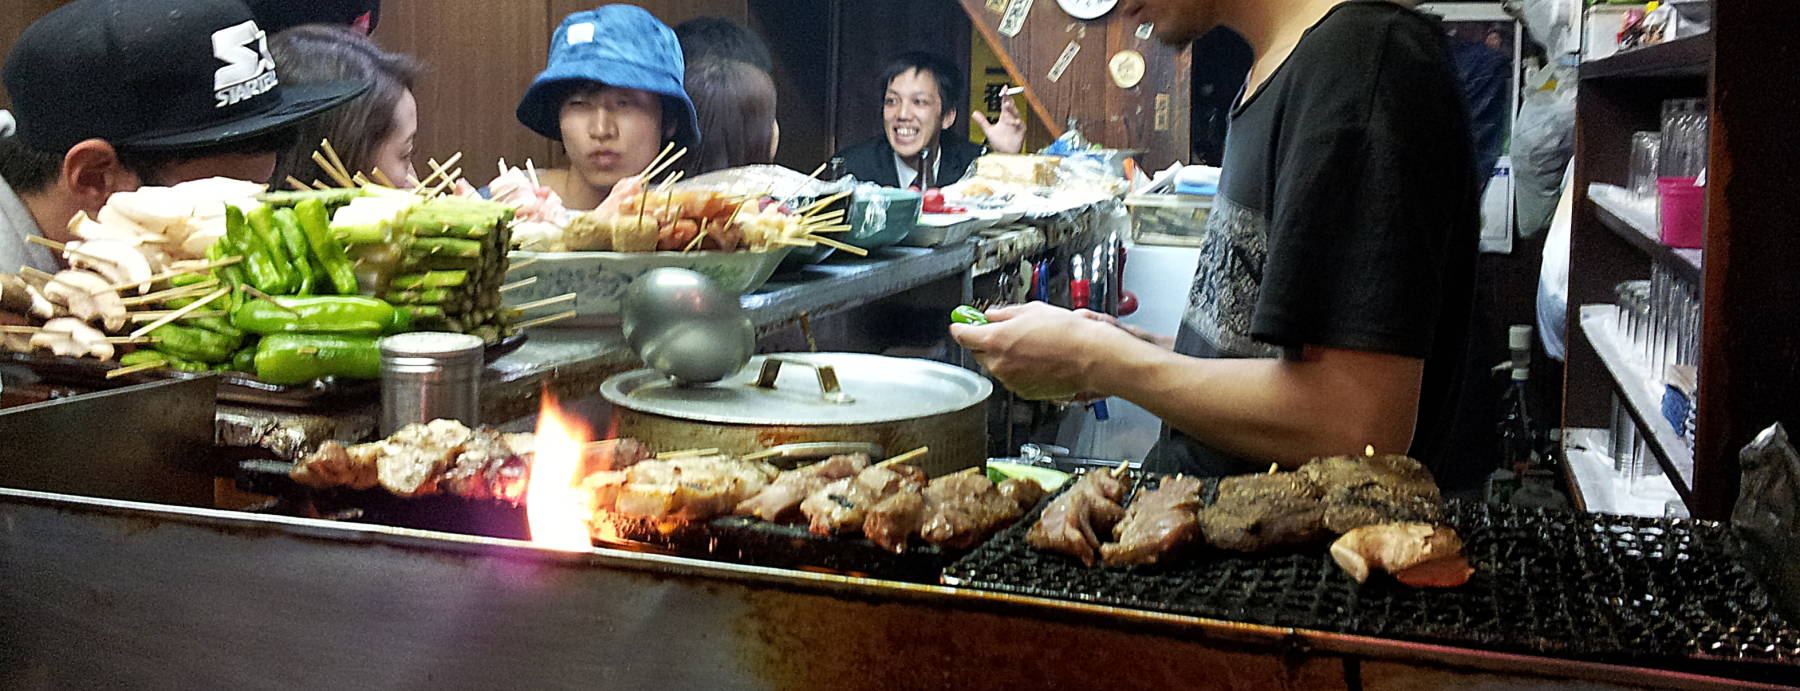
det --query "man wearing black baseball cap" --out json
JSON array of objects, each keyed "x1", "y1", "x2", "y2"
[{"x1": 0, "y1": 0, "x2": 365, "y2": 274}]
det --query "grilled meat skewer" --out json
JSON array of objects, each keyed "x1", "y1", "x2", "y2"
[
  {"x1": 920, "y1": 471, "x2": 1035, "y2": 550},
  {"x1": 1026, "y1": 471, "x2": 1129, "y2": 566},
  {"x1": 1100, "y1": 475, "x2": 1205, "y2": 566},
  {"x1": 734, "y1": 454, "x2": 870, "y2": 522},
  {"x1": 1198, "y1": 472, "x2": 1327, "y2": 552},
  {"x1": 800, "y1": 464, "x2": 926, "y2": 536}
]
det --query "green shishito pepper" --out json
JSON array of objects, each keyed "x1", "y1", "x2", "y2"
[
  {"x1": 231, "y1": 345, "x2": 258, "y2": 374},
  {"x1": 245, "y1": 205, "x2": 298, "y2": 290},
  {"x1": 227, "y1": 205, "x2": 293, "y2": 294},
  {"x1": 148, "y1": 323, "x2": 243, "y2": 364},
  {"x1": 951, "y1": 305, "x2": 990, "y2": 325},
  {"x1": 254, "y1": 334, "x2": 381, "y2": 384},
  {"x1": 232, "y1": 295, "x2": 409, "y2": 335},
  {"x1": 296, "y1": 198, "x2": 359, "y2": 294},
  {"x1": 272, "y1": 207, "x2": 316, "y2": 294}
]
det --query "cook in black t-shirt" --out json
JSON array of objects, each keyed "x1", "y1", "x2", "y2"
[{"x1": 951, "y1": 1, "x2": 1480, "y2": 490}]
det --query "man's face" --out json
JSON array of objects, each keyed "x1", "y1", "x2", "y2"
[
  {"x1": 883, "y1": 68, "x2": 955, "y2": 159},
  {"x1": 559, "y1": 84, "x2": 667, "y2": 193},
  {"x1": 150, "y1": 152, "x2": 279, "y2": 187},
  {"x1": 1123, "y1": 0, "x2": 1224, "y2": 46}
]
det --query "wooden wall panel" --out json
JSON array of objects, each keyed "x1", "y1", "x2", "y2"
[
  {"x1": 748, "y1": 0, "x2": 834, "y2": 171},
  {"x1": 0, "y1": 0, "x2": 78, "y2": 111},
  {"x1": 959, "y1": 0, "x2": 1190, "y2": 167},
  {"x1": 375, "y1": 0, "x2": 553, "y2": 184}
]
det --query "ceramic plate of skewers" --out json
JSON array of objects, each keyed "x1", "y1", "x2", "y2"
[
  {"x1": 0, "y1": 141, "x2": 572, "y2": 407},
  {"x1": 494, "y1": 145, "x2": 862, "y2": 326}
]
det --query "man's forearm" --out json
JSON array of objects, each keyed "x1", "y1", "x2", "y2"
[{"x1": 1088, "y1": 334, "x2": 1423, "y2": 468}]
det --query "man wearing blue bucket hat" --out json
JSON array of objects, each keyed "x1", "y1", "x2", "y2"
[{"x1": 513, "y1": 5, "x2": 700, "y2": 212}]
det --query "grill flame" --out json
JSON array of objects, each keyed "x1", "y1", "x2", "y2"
[{"x1": 527, "y1": 392, "x2": 593, "y2": 551}]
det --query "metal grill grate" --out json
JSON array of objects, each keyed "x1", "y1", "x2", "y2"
[{"x1": 943, "y1": 473, "x2": 1800, "y2": 670}]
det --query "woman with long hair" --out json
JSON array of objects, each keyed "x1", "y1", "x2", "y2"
[
  {"x1": 267, "y1": 25, "x2": 422, "y2": 188},
  {"x1": 684, "y1": 58, "x2": 779, "y2": 175}
]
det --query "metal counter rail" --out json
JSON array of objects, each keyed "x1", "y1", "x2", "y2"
[{"x1": 0, "y1": 487, "x2": 1779, "y2": 691}]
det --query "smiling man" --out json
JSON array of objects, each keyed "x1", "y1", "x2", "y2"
[
  {"x1": 513, "y1": 5, "x2": 699, "y2": 211},
  {"x1": 952, "y1": 0, "x2": 1482, "y2": 490},
  {"x1": 835, "y1": 52, "x2": 1024, "y2": 189}
]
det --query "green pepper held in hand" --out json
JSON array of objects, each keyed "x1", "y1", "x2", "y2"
[
  {"x1": 150, "y1": 323, "x2": 244, "y2": 364},
  {"x1": 272, "y1": 207, "x2": 316, "y2": 294},
  {"x1": 295, "y1": 198, "x2": 359, "y2": 295},
  {"x1": 232, "y1": 295, "x2": 405, "y2": 335},
  {"x1": 226, "y1": 205, "x2": 293, "y2": 294},
  {"x1": 951, "y1": 305, "x2": 990, "y2": 325},
  {"x1": 255, "y1": 333, "x2": 381, "y2": 385}
]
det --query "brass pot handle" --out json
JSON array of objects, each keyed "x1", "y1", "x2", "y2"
[{"x1": 753, "y1": 357, "x2": 855, "y2": 404}]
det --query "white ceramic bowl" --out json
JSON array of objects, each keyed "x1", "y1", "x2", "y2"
[{"x1": 505, "y1": 247, "x2": 792, "y2": 327}]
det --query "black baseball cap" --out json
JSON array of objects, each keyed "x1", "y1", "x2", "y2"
[
  {"x1": 2, "y1": 0, "x2": 367, "y2": 154},
  {"x1": 244, "y1": 0, "x2": 382, "y2": 35}
]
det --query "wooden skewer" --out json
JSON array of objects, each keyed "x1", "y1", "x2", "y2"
[
  {"x1": 311, "y1": 152, "x2": 355, "y2": 187},
  {"x1": 798, "y1": 191, "x2": 851, "y2": 215},
  {"x1": 804, "y1": 209, "x2": 847, "y2": 223},
  {"x1": 640, "y1": 146, "x2": 688, "y2": 184},
  {"x1": 656, "y1": 170, "x2": 685, "y2": 191},
  {"x1": 19, "y1": 266, "x2": 56, "y2": 285},
  {"x1": 311, "y1": 180, "x2": 333, "y2": 191},
  {"x1": 803, "y1": 234, "x2": 868, "y2": 257},
  {"x1": 120, "y1": 279, "x2": 220, "y2": 307},
  {"x1": 509, "y1": 292, "x2": 577, "y2": 313},
  {"x1": 285, "y1": 176, "x2": 312, "y2": 192},
  {"x1": 108, "y1": 256, "x2": 241, "y2": 293},
  {"x1": 949, "y1": 466, "x2": 983, "y2": 478},
  {"x1": 98, "y1": 336, "x2": 158, "y2": 345},
  {"x1": 876, "y1": 446, "x2": 929, "y2": 468},
  {"x1": 406, "y1": 175, "x2": 423, "y2": 189},
  {"x1": 422, "y1": 167, "x2": 462, "y2": 198},
  {"x1": 0, "y1": 325, "x2": 41, "y2": 333},
  {"x1": 803, "y1": 224, "x2": 852, "y2": 234},
  {"x1": 320, "y1": 139, "x2": 354, "y2": 186},
  {"x1": 129, "y1": 310, "x2": 226, "y2": 322},
  {"x1": 352, "y1": 173, "x2": 373, "y2": 187},
  {"x1": 1110, "y1": 461, "x2": 1132, "y2": 478},
  {"x1": 26, "y1": 235, "x2": 112, "y2": 265},
  {"x1": 498, "y1": 276, "x2": 538, "y2": 293},
  {"x1": 513, "y1": 310, "x2": 578, "y2": 330},
  {"x1": 506, "y1": 257, "x2": 541, "y2": 273},
  {"x1": 130, "y1": 287, "x2": 228, "y2": 338},
  {"x1": 371, "y1": 168, "x2": 397, "y2": 188},
  {"x1": 637, "y1": 142, "x2": 676, "y2": 178},
  {"x1": 243, "y1": 286, "x2": 301, "y2": 316},
  {"x1": 526, "y1": 158, "x2": 541, "y2": 189},
  {"x1": 655, "y1": 447, "x2": 721, "y2": 460},
  {"x1": 105, "y1": 359, "x2": 166, "y2": 379},
  {"x1": 423, "y1": 152, "x2": 465, "y2": 188}
]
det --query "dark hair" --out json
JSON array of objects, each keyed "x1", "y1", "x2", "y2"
[
  {"x1": 0, "y1": 128, "x2": 293, "y2": 192},
  {"x1": 266, "y1": 24, "x2": 420, "y2": 187},
  {"x1": 683, "y1": 59, "x2": 776, "y2": 175},
  {"x1": 675, "y1": 17, "x2": 773, "y2": 74},
  {"x1": 550, "y1": 81, "x2": 690, "y2": 150},
  {"x1": 879, "y1": 52, "x2": 963, "y2": 114}
]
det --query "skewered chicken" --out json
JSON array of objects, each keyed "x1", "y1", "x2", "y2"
[
  {"x1": 919, "y1": 471, "x2": 1032, "y2": 550},
  {"x1": 800, "y1": 464, "x2": 926, "y2": 536},
  {"x1": 1100, "y1": 475, "x2": 1206, "y2": 566},
  {"x1": 290, "y1": 420, "x2": 532, "y2": 502},
  {"x1": 863, "y1": 490, "x2": 929, "y2": 554},
  {"x1": 587, "y1": 455, "x2": 781, "y2": 522},
  {"x1": 1329, "y1": 522, "x2": 1473, "y2": 587},
  {"x1": 734, "y1": 454, "x2": 871, "y2": 523},
  {"x1": 1027, "y1": 471, "x2": 1130, "y2": 566}
]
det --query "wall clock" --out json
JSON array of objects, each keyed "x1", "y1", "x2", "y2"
[{"x1": 1057, "y1": 0, "x2": 1118, "y2": 21}]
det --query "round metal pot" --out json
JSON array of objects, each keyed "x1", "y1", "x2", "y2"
[{"x1": 600, "y1": 353, "x2": 990, "y2": 477}]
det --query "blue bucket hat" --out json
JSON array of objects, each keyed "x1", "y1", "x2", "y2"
[{"x1": 517, "y1": 5, "x2": 699, "y2": 148}]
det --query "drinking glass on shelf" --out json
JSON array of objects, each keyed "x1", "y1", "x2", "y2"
[
  {"x1": 1658, "y1": 98, "x2": 1708, "y2": 180},
  {"x1": 1629, "y1": 131, "x2": 1661, "y2": 199}
]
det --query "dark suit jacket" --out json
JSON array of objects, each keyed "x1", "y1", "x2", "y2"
[{"x1": 835, "y1": 131, "x2": 985, "y2": 188}]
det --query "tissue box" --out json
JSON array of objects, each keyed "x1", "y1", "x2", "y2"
[{"x1": 1125, "y1": 193, "x2": 1211, "y2": 247}]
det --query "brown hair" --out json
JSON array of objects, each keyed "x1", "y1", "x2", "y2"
[
  {"x1": 266, "y1": 24, "x2": 420, "y2": 186},
  {"x1": 683, "y1": 59, "x2": 777, "y2": 175}
]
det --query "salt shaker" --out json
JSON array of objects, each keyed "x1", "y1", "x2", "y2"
[{"x1": 379, "y1": 332, "x2": 484, "y2": 435}]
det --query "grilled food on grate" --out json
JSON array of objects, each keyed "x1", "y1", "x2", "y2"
[
  {"x1": 585, "y1": 455, "x2": 781, "y2": 522},
  {"x1": 1026, "y1": 470, "x2": 1130, "y2": 566},
  {"x1": 1101, "y1": 475, "x2": 1206, "y2": 566},
  {"x1": 920, "y1": 473, "x2": 1035, "y2": 550},
  {"x1": 1198, "y1": 472, "x2": 1329, "y2": 552},
  {"x1": 291, "y1": 419, "x2": 534, "y2": 501},
  {"x1": 801, "y1": 464, "x2": 929, "y2": 536},
  {"x1": 734, "y1": 454, "x2": 871, "y2": 523},
  {"x1": 1299, "y1": 453, "x2": 1445, "y2": 533},
  {"x1": 1329, "y1": 522, "x2": 1472, "y2": 587}
]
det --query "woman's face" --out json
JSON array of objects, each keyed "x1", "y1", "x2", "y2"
[
  {"x1": 560, "y1": 84, "x2": 668, "y2": 193},
  {"x1": 372, "y1": 88, "x2": 419, "y2": 186}
]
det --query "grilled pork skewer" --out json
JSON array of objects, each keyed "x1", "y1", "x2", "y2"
[
  {"x1": 733, "y1": 454, "x2": 871, "y2": 522},
  {"x1": 1026, "y1": 471, "x2": 1130, "y2": 566},
  {"x1": 799, "y1": 464, "x2": 926, "y2": 536},
  {"x1": 1099, "y1": 475, "x2": 1206, "y2": 566},
  {"x1": 919, "y1": 471, "x2": 1033, "y2": 550}
]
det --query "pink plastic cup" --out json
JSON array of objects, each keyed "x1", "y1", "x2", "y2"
[{"x1": 1657, "y1": 177, "x2": 1704, "y2": 249}]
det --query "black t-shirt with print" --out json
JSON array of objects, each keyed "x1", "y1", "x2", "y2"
[{"x1": 1143, "y1": 2, "x2": 1481, "y2": 490}]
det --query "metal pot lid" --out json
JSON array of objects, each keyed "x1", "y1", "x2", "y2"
[{"x1": 601, "y1": 352, "x2": 991, "y2": 425}]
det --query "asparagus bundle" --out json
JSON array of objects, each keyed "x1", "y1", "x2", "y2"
[{"x1": 335, "y1": 195, "x2": 515, "y2": 343}]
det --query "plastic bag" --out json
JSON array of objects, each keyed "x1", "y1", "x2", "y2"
[
  {"x1": 1512, "y1": 70, "x2": 1576, "y2": 239},
  {"x1": 1733, "y1": 422, "x2": 1800, "y2": 616}
]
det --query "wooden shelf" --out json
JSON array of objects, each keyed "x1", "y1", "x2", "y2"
[
  {"x1": 1580, "y1": 32, "x2": 1712, "y2": 81},
  {"x1": 1588, "y1": 184, "x2": 1703, "y2": 283},
  {"x1": 1577, "y1": 304, "x2": 1695, "y2": 505},
  {"x1": 1561, "y1": 427, "x2": 1685, "y2": 517}
]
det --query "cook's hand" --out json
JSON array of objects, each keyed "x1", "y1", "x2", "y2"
[
  {"x1": 972, "y1": 97, "x2": 1026, "y2": 155},
  {"x1": 951, "y1": 301, "x2": 1114, "y2": 401},
  {"x1": 1072, "y1": 309, "x2": 1176, "y2": 350}
]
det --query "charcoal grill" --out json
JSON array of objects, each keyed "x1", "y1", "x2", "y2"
[{"x1": 943, "y1": 472, "x2": 1800, "y2": 683}]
